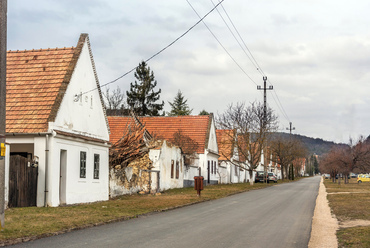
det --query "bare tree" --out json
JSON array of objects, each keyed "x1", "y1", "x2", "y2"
[
  {"x1": 269, "y1": 136, "x2": 307, "y2": 180},
  {"x1": 103, "y1": 86, "x2": 128, "y2": 116},
  {"x1": 169, "y1": 129, "x2": 199, "y2": 166},
  {"x1": 319, "y1": 149, "x2": 341, "y2": 182},
  {"x1": 349, "y1": 136, "x2": 370, "y2": 173},
  {"x1": 170, "y1": 129, "x2": 199, "y2": 155},
  {"x1": 216, "y1": 102, "x2": 278, "y2": 185},
  {"x1": 319, "y1": 136, "x2": 370, "y2": 184}
]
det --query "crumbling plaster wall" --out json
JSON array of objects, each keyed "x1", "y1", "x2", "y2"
[{"x1": 109, "y1": 154, "x2": 153, "y2": 198}]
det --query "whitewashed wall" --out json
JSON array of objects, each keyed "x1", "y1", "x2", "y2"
[
  {"x1": 183, "y1": 163, "x2": 199, "y2": 187},
  {"x1": 49, "y1": 135, "x2": 109, "y2": 206},
  {"x1": 51, "y1": 39, "x2": 109, "y2": 141},
  {"x1": 150, "y1": 141, "x2": 183, "y2": 191},
  {"x1": 217, "y1": 162, "x2": 229, "y2": 184},
  {"x1": 198, "y1": 152, "x2": 219, "y2": 185}
]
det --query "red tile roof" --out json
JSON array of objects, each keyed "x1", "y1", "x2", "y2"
[
  {"x1": 108, "y1": 115, "x2": 211, "y2": 154},
  {"x1": 6, "y1": 34, "x2": 88, "y2": 133},
  {"x1": 216, "y1": 129, "x2": 234, "y2": 161}
]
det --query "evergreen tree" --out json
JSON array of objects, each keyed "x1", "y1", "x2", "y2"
[
  {"x1": 126, "y1": 61, "x2": 164, "y2": 116},
  {"x1": 313, "y1": 155, "x2": 319, "y2": 174},
  {"x1": 168, "y1": 90, "x2": 192, "y2": 116},
  {"x1": 199, "y1": 109, "x2": 209, "y2": 115}
]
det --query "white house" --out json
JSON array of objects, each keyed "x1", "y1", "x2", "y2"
[
  {"x1": 216, "y1": 129, "x2": 255, "y2": 184},
  {"x1": 149, "y1": 140, "x2": 184, "y2": 191},
  {"x1": 5, "y1": 34, "x2": 110, "y2": 207},
  {"x1": 108, "y1": 114, "x2": 220, "y2": 190}
]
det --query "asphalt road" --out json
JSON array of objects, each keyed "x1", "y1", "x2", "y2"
[{"x1": 12, "y1": 176, "x2": 321, "y2": 248}]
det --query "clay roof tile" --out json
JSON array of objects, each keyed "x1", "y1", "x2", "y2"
[
  {"x1": 108, "y1": 115, "x2": 211, "y2": 154},
  {"x1": 6, "y1": 44, "x2": 77, "y2": 133}
]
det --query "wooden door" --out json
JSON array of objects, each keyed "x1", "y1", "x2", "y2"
[{"x1": 8, "y1": 155, "x2": 38, "y2": 207}]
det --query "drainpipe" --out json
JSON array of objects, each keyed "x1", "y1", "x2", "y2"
[{"x1": 44, "y1": 134, "x2": 49, "y2": 207}]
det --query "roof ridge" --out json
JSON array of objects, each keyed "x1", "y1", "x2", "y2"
[
  {"x1": 47, "y1": 34, "x2": 87, "y2": 122},
  {"x1": 140, "y1": 115, "x2": 209, "y2": 118},
  {"x1": 7, "y1": 47, "x2": 75, "y2": 53}
]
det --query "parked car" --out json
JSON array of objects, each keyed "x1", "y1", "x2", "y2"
[
  {"x1": 357, "y1": 174, "x2": 370, "y2": 183},
  {"x1": 255, "y1": 171, "x2": 269, "y2": 183},
  {"x1": 335, "y1": 174, "x2": 351, "y2": 179},
  {"x1": 323, "y1": 174, "x2": 330, "y2": 179},
  {"x1": 350, "y1": 173, "x2": 358, "y2": 178},
  {"x1": 268, "y1": 172, "x2": 278, "y2": 183}
]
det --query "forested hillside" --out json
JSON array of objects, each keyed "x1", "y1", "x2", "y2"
[{"x1": 271, "y1": 133, "x2": 348, "y2": 156}]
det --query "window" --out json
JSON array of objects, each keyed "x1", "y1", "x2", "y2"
[
  {"x1": 214, "y1": 163, "x2": 216, "y2": 174},
  {"x1": 94, "y1": 154, "x2": 100, "y2": 179},
  {"x1": 176, "y1": 161, "x2": 179, "y2": 179},
  {"x1": 211, "y1": 161, "x2": 213, "y2": 174},
  {"x1": 171, "y1": 160, "x2": 174, "y2": 178},
  {"x1": 80, "y1": 151, "x2": 86, "y2": 178}
]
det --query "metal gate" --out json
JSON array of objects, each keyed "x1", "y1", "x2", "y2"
[{"x1": 8, "y1": 155, "x2": 38, "y2": 207}]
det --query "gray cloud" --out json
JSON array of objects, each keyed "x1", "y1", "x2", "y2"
[{"x1": 7, "y1": 0, "x2": 370, "y2": 143}]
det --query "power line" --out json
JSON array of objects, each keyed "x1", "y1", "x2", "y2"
[
  {"x1": 213, "y1": 0, "x2": 265, "y2": 77},
  {"x1": 210, "y1": 0, "x2": 259, "y2": 71},
  {"x1": 186, "y1": 0, "x2": 258, "y2": 85},
  {"x1": 211, "y1": 0, "x2": 291, "y2": 123},
  {"x1": 81, "y1": 0, "x2": 226, "y2": 96},
  {"x1": 270, "y1": 89, "x2": 290, "y2": 122},
  {"x1": 268, "y1": 89, "x2": 290, "y2": 122}
]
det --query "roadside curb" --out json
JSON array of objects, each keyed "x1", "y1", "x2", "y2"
[{"x1": 308, "y1": 177, "x2": 339, "y2": 248}]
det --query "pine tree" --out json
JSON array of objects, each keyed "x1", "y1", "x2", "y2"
[
  {"x1": 199, "y1": 109, "x2": 210, "y2": 115},
  {"x1": 126, "y1": 61, "x2": 164, "y2": 116},
  {"x1": 168, "y1": 90, "x2": 192, "y2": 116}
]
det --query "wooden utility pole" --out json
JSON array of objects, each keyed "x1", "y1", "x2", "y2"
[
  {"x1": 257, "y1": 76, "x2": 273, "y2": 182},
  {"x1": 286, "y1": 122, "x2": 295, "y2": 134},
  {"x1": 257, "y1": 76, "x2": 273, "y2": 126},
  {"x1": 0, "y1": 0, "x2": 7, "y2": 229}
]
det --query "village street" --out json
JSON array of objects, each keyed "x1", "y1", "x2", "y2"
[{"x1": 11, "y1": 177, "x2": 321, "y2": 248}]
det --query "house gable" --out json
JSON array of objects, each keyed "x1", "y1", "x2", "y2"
[
  {"x1": 205, "y1": 114, "x2": 218, "y2": 154},
  {"x1": 52, "y1": 34, "x2": 109, "y2": 141}
]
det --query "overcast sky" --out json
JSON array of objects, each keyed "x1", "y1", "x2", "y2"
[{"x1": 7, "y1": 0, "x2": 370, "y2": 143}]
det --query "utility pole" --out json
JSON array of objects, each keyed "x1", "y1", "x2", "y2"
[
  {"x1": 257, "y1": 76, "x2": 273, "y2": 126},
  {"x1": 0, "y1": 0, "x2": 7, "y2": 229},
  {"x1": 286, "y1": 122, "x2": 295, "y2": 134},
  {"x1": 257, "y1": 76, "x2": 273, "y2": 182}
]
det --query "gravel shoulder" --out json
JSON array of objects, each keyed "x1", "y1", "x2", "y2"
[{"x1": 309, "y1": 176, "x2": 339, "y2": 248}]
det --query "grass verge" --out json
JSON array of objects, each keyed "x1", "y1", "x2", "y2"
[
  {"x1": 0, "y1": 182, "x2": 275, "y2": 245},
  {"x1": 324, "y1": 178, "x2": 370, "y2": 248}
]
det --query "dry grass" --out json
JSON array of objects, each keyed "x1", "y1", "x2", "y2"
[
  {"x1": 337, "y1": 226, "x2": 370, "y2": 248},
  {"x1": 0, "y1": 182, "x2": 272, "y2": 244},
  {"x1": 324, "y1": 178, "x2": 370, "y2": 247}
]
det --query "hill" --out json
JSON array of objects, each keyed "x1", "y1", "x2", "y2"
[{"x1": 272, "y1": 132, "x2": 347, "y2": 156}]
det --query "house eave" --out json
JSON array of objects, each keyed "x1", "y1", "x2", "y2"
[{"x1": 54, "y1": 130, "x2": 110, "y2": 146}]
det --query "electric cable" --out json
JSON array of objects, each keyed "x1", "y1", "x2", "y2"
[
  {"x1": 211, "y1": 0, "x2": 291, "y2": 123},
  {"x1": 186, "y1": 0, "x2": 258, "y2": 86},
  {"x1": 80, "y1": 0, "x2": 226, "y2": 96}
]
